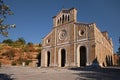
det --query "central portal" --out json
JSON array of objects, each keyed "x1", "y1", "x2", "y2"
[
  {"x1": 80, "y1": 46, "x2": 86, "y2": 66},
  {"x1": 61, "y1": 49, "x2": 66, "y2": 67}
]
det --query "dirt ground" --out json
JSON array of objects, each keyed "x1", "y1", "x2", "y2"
[{"x1": 0, "y1": 65, "x2": 120, "y2": 80}]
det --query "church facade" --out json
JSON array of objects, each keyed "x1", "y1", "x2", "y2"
[{"x1": 41, "y1": 8, "x2": 114, "y2": 67}]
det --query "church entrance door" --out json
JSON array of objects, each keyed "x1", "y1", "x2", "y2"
[
  {"x1": 80, "y1": 46, "x2": 86, "y2": 66},
  {"x1": 47, "y1": 51, "x2": 50, "y2": 67},
  {"x1": 61, "y1": 49, "x2": 66, "y2": 67}
]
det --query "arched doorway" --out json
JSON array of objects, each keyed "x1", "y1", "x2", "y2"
[
  {"x1": 47, "y1": 51, "x2": 50, "y2": 67},
  {"x1": 80, "y1": 46, "x2": 86, "y2": 66},
  {"x1": 61, "y1": 49, "x2": 66, "y2": 67}
]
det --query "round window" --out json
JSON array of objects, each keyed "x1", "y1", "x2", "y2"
[
  {"x1": 46, "y1": 39, "x2": 50, "y2": 43},
  {"x1": 79, "y1": 30, "x2": 85, "y2": 36},
  {"x1": 59, "y1": 29, "x2": 67, "y2": 40}
]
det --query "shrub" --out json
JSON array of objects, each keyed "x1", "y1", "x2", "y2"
[
  {"x1": 2, "y1": 49, "x2": 15, "y2": 60},
  {"x1": 11, "y1": 61, "x2": 16, "y2": 66},
  {"x1": 25, "y1": 60, "x2": 32, "y2": 65}
]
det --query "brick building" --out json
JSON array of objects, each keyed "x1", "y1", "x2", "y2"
[{"x1": 41, "y1": 8, "x2": 114, "y2": 67}]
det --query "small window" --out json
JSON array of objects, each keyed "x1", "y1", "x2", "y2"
[
  {"x1": 79, "y1": 30, "x2": 85, "y2": 36},
  {"x1": 81, "y1": 30, "x2": 84, "y2": 35},
  {"x1": 46, "y1": 39, "x2": 50, "y2": 43}
]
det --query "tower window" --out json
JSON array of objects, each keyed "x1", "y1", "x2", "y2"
[
  {"x1": 62, "y1": 15, "x2": 64, "y2": 23},
  {"x1": 65, "y1": 15, "x2": 67, "y2": 21},
  {"x1": 46, "y1": 39, "x2": 50, "y2": 44},
  {"x1": 68, "y1": 15, "x2": 70, "y2": 21}
]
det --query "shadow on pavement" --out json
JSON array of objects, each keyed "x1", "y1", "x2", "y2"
[
  {"x1": 0, "y1": 73, "x2": 14, "y2": 80},
  {"x1": 68, "y1": 67, "x2": 120, "y2": 80}
]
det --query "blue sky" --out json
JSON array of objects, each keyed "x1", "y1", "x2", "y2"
[{"x1": 1, "y1": 0, "x2": 120, "y2": 52}]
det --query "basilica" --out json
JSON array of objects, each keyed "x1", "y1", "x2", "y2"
[{"x1": 41, "y1": 8, "x2": 114, "y2": 67}]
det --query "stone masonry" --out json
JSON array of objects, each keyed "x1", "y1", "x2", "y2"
[{"x1": 41, "y1": 8, "x2": 114, "y2": 67}]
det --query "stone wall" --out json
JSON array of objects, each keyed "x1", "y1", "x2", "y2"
[{"x1": 41, "y1": 8, "x2": 114, "y2": 67}]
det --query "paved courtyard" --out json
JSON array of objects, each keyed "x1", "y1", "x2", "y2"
[{"x1": 0, "y1": 65, "x2": 120, "y2": 80}]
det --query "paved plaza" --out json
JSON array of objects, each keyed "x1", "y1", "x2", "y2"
[{"x1": 0, "y1": 65, "x2": 120, "y2": 80}]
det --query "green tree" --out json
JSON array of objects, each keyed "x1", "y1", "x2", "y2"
[
  {"x1": 24, "y1": 43, "x2": 35, "y2": 52},
  {"x1": 0, "y1": 0, "x2": 15, "y2": 37},
  {"x1": 27, "y1": 42, "x2": 33, "y2": 46},
  {"x1": 117, "y1": 37, "x2": 120, "y2": 55},
  {"x1": 2, "y1": 39, "x2": 13, "y2": 44},
  {"x1": 117, "y1": 47, "x2": 120, "y2": 55},
  {"x1": 12, "y1": 37, "x2": 26, "y2": 48},
  {"x1": 116, "y1": 37, "x2": 120, "y2": 66},
  {"x1": 16, "y1": 37, "x2": 26, "y2": 45}
]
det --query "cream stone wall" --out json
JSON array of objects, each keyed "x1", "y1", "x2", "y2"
[
  {"x1": 94, "y1": 23, "x2": 114, "y2": 66},
  {"x1": 41, "y1": 8, "x2": 114, "y2": 67}
]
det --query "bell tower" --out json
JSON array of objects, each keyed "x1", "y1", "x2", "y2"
[{"x1": 53, "y1": 8, "x2": 77, "y2": 27}]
